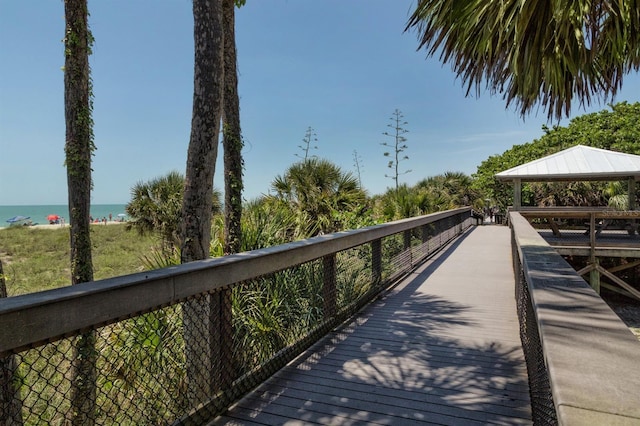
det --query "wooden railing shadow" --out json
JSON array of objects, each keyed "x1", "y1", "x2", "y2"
[
  {"x1": 215, "y1": 227, "x2": 531, "y2": 424},
  {"x1": 223, "y1": 295, "x2": 531, "y2": 424}
]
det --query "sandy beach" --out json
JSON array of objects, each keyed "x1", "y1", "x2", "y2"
[{"x1": 0, "y1": 221, "x2": 126, "y2": 230}]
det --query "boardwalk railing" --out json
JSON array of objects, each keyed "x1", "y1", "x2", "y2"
[
  {"x1": 0, "y1": 207, "x2": 471, "y2": 425},
  {"x1": 510, "y1": 212, "x2": 640, "y2": 425}
]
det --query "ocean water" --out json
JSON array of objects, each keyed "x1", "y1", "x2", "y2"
[{"x1": 0, "y1": 204, "x2": 127, "y2": 227}]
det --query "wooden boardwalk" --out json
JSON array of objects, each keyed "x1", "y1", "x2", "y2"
[{"x1": 211, "y1": 226, "x2": 532, "y2": 425}]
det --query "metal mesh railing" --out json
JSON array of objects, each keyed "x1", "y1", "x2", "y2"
[
  {"x1": 512, "y1": 246, "x2": 558, "y2": 425},
  {"x1": 512, "y1": 210, "x2": 640, "y2": 425},
  {"x1": 1, "y1": 208, "x2": 472, "y2": 425},
  {"x1": 8, "y1": 305, "x2": 188, "y2": 425}
]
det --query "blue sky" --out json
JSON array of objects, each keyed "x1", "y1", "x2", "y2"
[{"x1": 1, "y1": 1, "x2": 639, "y2": 205}]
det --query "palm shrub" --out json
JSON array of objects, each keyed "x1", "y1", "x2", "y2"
[
  {"x1": 531, "y1": 181, "x2": 607, "y2": 207},
  {"x1": 97, "y1": 307, "x2": 187, "y2": 423},
  {"x1": 270, "y1": 158, "x2": 368, "y2": 235},
  {"x1": 126, "y1": 171, "x2": 185, "y2": 252},
  {"x1": 335, "y1": 248, "x2": 373, "y2": 309},
  {"x1": 232, "y1": 262, "x2": 324, "y2": 376},
  {"x1": 606, "y1": 181, "x2": 630, "y2": 210},
  {"x1": 240, "y1": 198, "x2": 308, "y2": 249},
  {"x1": 374, "y1": 184, "x2": 438, "y2": 221},
  {"x1": 126, "y1": 171, "x2": 222, "y2": 253}
]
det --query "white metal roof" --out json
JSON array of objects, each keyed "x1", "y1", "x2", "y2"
[{"x1": 495, "y1": 145, "x2": 640, "y2": 181}]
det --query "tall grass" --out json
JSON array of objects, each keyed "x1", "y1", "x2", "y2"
[{"x1": 0, "y1": 225, "x2": 158, "y2": 296}]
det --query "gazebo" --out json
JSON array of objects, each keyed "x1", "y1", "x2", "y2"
[
  {"x1": 495, "y1": 144, "x2": 640, "y2": 210},
  {"x1": 495, "y1": 144, "x2": 640, "y2": 300}
]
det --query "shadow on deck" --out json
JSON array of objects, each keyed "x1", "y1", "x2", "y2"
[{"x1": 211, "y1": 227, "x2": 532, "y2": 425}]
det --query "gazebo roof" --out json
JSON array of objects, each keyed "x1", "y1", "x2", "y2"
[{"x1": 495, "y1": 145, "x2": 640, "y2": 182}]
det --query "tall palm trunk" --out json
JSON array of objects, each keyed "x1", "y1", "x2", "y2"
[
  {"x1": 63, "y1": 0, "x2": 96, "y2": 423},
  {"x1": 222, "y1": 0, "x2": 243, "y2": 255},
  {"x1": 180, "y1": 0, "x2": 225, "y2": 406}
]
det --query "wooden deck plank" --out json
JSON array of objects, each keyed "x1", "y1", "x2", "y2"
[
  {"x1": 252, "y1": 375, "x2": 532, "y2": 421},
  {"x1": 262, "y1": 358, "x2": 530, "y2": 402},
  {"x1": 210, "y1": 226, "x2": 532, "y2": 425}
]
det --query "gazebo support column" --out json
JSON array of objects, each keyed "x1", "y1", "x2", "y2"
[
  {"x1": 513, "y1": 178, "x2": 521, "y2": 211},
  {"x1": 589, "y1": 213, "x2": 600, "y2": 293},
  {"x1": 629, "y1": 177, "x2": 637, "y2": 210}
]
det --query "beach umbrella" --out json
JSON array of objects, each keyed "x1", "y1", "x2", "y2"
[
  {"x1": 7, "y1": 216, "x2": 30, "y2": 223},
  {"x1": 47, "y1": 214, "x2": 60, "y2": 221}
]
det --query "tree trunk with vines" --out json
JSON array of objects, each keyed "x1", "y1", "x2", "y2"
[
  {"x1": 63, "y1": 0, "x2": 96, "y2": 423},
  {"x1": 223, "y1": 0, "x2": 243, "y2": 256}
]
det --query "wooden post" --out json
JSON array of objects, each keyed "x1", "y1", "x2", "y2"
[
  {"x1": 322, "y1": 255, "x2": 337, "y2": 318},
  {"x1": 589, "y1": 213, "x2": 600, "y2": 293},
  {"x1": 371, "y1": 239, "x2": 382, "y2": 288},
  {"x1": 211, "y1": 289, "x2": 233, "y2": 392},
  {"x1": 0, "y1": 260, "x2": 24, "y2": 425},
  {"x1": 589, "y1": 212, "x2": 596, "y2": 249},
  {"x1": 629, "y1": 177, "x2": 637, "y2": 234},
  {"x1": 404, "y1": 230, "x2": 413, "y2": 268},
  {"x1": 628, "y1": 177, "x2": 636, "y2": 210},
  {"x1": 513, "y1": 178, "x2": 522, "y2": 211}
]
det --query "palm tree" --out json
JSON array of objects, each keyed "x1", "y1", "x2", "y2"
[
  {"x1": 437, "y1": 171, "x2": 482, "y2": 208},
  {"x1": 180, "y1": 0, "x2": 225, "y2": 406},
  {"x1": 270, "y1": 159, "x2": 367, "y2": 235},
  {"x1": 63, "y1": 0, "x2": 96, "y2": 423},
  {"x1": 181, "y1": 0, "x2": 224, "y2": 263},
  {"x1": 127, "y1": 171, "x2": 217, "y2": 253},
  {"x1": 406, "y1": 1, "x2": 640, "y2": 120}
]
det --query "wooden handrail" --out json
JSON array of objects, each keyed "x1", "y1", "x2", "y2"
[
  {"x1": 510, "y1": 212, "x2": 640, "y2": 424},
  {"x1": 0, "y1": 207, "x2": 471, "y2": 356}
]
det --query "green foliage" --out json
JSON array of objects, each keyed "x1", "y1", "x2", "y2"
[
  {"x1": 407, "y1": 1, "x2": 640, "y2": 120},
  {"x1": 270, "y1": 158, "x2": 369, "y2": 235},
  {"x1": 473, "y1": 102, "x2": 640, "y2": 209},
  {"x1": 125, "y1": 171, "x2": 222, "y2": 251},
  {"x1": 97, "y1": 307, "x2": 187, "y2": 421},
  {"x1": 0, "y1": 225, "x2": 157, "y2": 296},
  {"x1": 238, "y1": 199, "x2": 304, "y2": 250},
  {"x1": 232, "y1": 264, "x2": 323, "y2": 374},
  {"x1": 373, "y1": 172, "x2": 481, "y2": 221}
]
